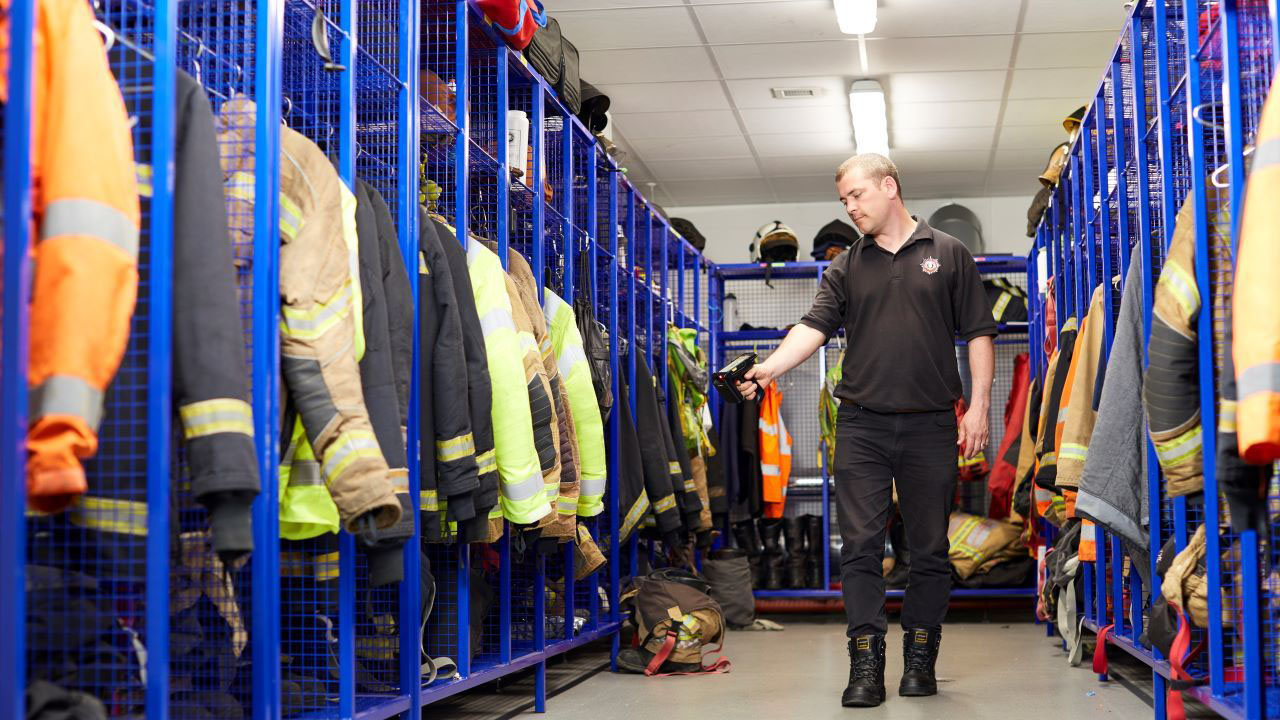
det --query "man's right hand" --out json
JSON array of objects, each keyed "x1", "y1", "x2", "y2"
[{"x1": 736, "y1": 362, "x2": 774, "y2": 401}]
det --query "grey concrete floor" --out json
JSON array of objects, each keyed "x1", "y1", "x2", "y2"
[{"x1": 542, "y1": 620, "x2": 1152, "y2": 719}]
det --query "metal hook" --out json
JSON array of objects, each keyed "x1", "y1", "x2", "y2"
[
  {"x1": 193, "y1": 38, "x2": 206, "y2": 85},
  {"x1": 1210, "y1": 144, "x2": 1255, "y2": 189},
  {"x1": 92, "y1": 19, "x2": 116, "y2": 52},
  {"x1": 1191, "y1": 101, "x2": 1225, "y2": 130},
  {"x1": 282, "y1": 95, "x2": 293, "y2": 120}
]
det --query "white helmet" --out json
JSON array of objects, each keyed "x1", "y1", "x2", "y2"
[{"x1": 750, "y1": 221, "x2": 798, "y2": 263}]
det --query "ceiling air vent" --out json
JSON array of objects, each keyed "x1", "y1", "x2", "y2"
[{"x1": 771, "y1": 86, "x2": 823, "y2": 100}]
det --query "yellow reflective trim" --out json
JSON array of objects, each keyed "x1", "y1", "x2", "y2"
[
  {"x1": 1161, "y1": 261, "x2": 1200, "y2": 317},
  {"x1": 621, "y1": 494, "x2": 651, "y2": 539},
  {"x1": 179, "y1": 398, "x2": 255, "y2": 440},
  {"x1": 136, "y1": 163, "x2": 154, "y2": 198},
  {"x1": 322, "y1": 431, "x2": 383, "y2": 481},
  {"x1": 1219, "y1": 400, "x2": 1237, "y2": 434},
  {"x1": 388, "y1": 468, "x2": 409, "y2": 491},
  {"x1": 420, "y1": 489, "x2": 440, "y2": 512},
  {"x1": 419, "y1": 251, "x2": 429, "y2": 275},
  {"x1": 992, "y1": 291, "x2": 1012, "y2": 320},
  {"x1": 436, "y1": 433, "x2": 476, "y2": 463},
  {"x1": 1155, "y1": 426, "x2": 1203, "y2": 465},
  {"x1": 557, "y1": 499, "x2": 578, "y2": 515},
  {"x1": 653, "y1": 494, "x2": 677, "y2": 514},
  {"x1": 1059, "y1": 442, "x2": 1088, "y2": 462},
  {"x1": 280, "y1": 280, "x2": 355, "y2": 341},
  {"x1": 476, "y1": 450, "x2": 498, "y2": 475},
  {"x1": 67, "y1": 496, "x2": 148, "y2": 536}
]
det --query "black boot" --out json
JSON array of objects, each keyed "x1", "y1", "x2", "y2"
[
  {"x1": 804, "y1": 514, "x2": 825, "y2": 589},
  {"x1": 732, "y1": 519, "x2": 765, "y2": 589},
  {"x1": 759, "y1": 518, "x2": 785, "y2": 590},
  {"x1": 899, "y1": 627, "x2": 942, "y2": 697},
  {"x1": 782, "y1": 517, "x2": 807, "y2": 589},
  {"x1": 842, "y1": 635, "x2": 886, "y2": 708}
]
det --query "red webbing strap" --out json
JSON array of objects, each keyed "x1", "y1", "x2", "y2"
[
  {"x1": 644, "y1": 631, "x2": 678, "y2": 676},
  {"x1": 1166, "y1": 602, "x2": 1207, "y2": 720},
  {"x1": 1092, "y1": 624, "x2": 1114, "y2": 674}
]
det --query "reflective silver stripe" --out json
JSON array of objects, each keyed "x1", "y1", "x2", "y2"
[
  {"x1": 1061, "y1": 317, "x2": 1078, "y2": 333},
  {"x1": 653, "y1": 495, "x2": 677, "y2": 513},
  {"x1": 1154, "y1": 427, "x2": 1203, "y2": 465},
  {"x1": 282, "y1": 282, "x2": 354, "y2": 338},
  {"x1": 579, "y1": 476, "x2": 607, "y2": 500},
  {"x1": 476, "y1": 449, "x2": 498, "y2": 475},
  {"x1": 668, "y1": 461, "x2": 682, "y2": 474},
  {"x1": 1059, "y1": 443, "x2": 1088, "y2": 462},
  {"x1": 478, "y1": 307, "x2": 517, "y2": 336},
  {"x1": 1161, "y1": 262, "x2": 1199, "y2": 316},
  {"x1": 420, "y1": 489, "x2": 440, "y2": 512},
  {"x1": 1238, "y1": 362, "x2": 1280, "y2": 402},
  {"x1": 684, "y1": 480, "x2": 698, "y2": 493},
  {"x1": 992, "y1": 291, "x2": 1012, "y2": 320},
  {"x1": 322, "y1": 432, "x2": 383, "y2": 480},
  {"x1": 436, "y1": 433, "x2": 476, "y2": 463},
  {"x1": 179, "y1": 398, "x2": 254, "y2": 440},
  {"x1": 761, "y1": 463, "x2": 781, "y2": 476},
  {"x1": 758, "y1": 419, "x2": 777, "y2": 434},
  {"x1": 135, "y1": 163, "x2": 154, "y2": 198},
  {"x1": 1252, "y1": 137, "x2": 1280, "y2": 172},
  {"x1": 557, "y1": 498, "x2": 578, "y2": 515},
  {"x1": 29, "y1": 375, "x2": 104, "y2": 430},
  {"x1": 503, "y1": 470, "x2": 546, "y2": 502},
  {"x1": 42, "y1": 198, "x2": 139, "y2": 258},
  {"x1": 68, "y1": 496, "x2": 148, "y2": 535},
  {"x1": 290, "y1": 460, "x2": 324, "y2": 486},
  {"x1": 557, "y1": 343, "x2": 587, "y2": 379}
]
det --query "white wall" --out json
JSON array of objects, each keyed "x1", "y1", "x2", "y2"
[{"x1": 668, "y1": 194, "x2": 1036, "y2": 265}]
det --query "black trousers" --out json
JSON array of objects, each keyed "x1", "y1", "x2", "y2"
[{"x1": 834, "y1": 403, "x2": 958, "y2": 637}]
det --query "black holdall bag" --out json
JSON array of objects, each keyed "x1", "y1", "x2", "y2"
[
  {"x1": 702, "y1": 548, "x2": 756, "y2": 629},
  {"x1": 557, "y1": 34, "x2": 582, "y2": 114},
  {"x1": 524, "y1": 16, "x2": 563, "y2": 87}
]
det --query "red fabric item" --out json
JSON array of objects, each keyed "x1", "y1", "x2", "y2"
[
  {"x1": 1092, "y1": 623, "x2": 1113, "y2": 674},
  {"x1": 474, "y1": 0, "x2": 546, "y2": 50},
  {"x1": 1044, "y1": 277, "x2": 1058, "y2": 356},
  {"x1": 1167, "y1": 602, "x2": 1207, "y2": 720},
  {"x1": 955, "y1": 398, "x2": 989, "y2": 481},
  {"x1": 988, "y1": 353, "x2": 1031, "y2": 518},
  {"x1": 644, "y1": 629, "x2": 733, "y2": 677}
]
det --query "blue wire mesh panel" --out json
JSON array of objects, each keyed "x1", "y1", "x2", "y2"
[
  {"x1": 465, "y1": 13, "x2": 502, "y2": 250},
  {"x1": 278, "y1": 3, "x2": 347, "y2": 715},
  {"x1": 421, "y1": 1, "x2": 459, "y2": 226},
  {"x1": 468, "y1": 544, "x2": 503, "y2": 674},
  {"x1": 422, "y1": 543, "x2": 460, "y2": 689},
  {"x1": 510, "y1": 542, "x2": 539, "y2": 657},
  {"x1": 1141, "y1": 12, "x2": 1168, "y2": 277},
  {"x1": 24, "y1": 4, "x2": 156, "y2": 715}
]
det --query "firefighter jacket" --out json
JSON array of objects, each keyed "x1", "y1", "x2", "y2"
[
  {"x1": 632, "y1": 353, "x2": 683, "y2": 541},
  {"x1": 1034, "y1": 315, "x2": 1078, "y2": 490},
  {"x1": 353, "y1": 180, "x2": 412, "y2": 585},
  {"x1": 544, "y1": 289, "x2": 607, "y2": 517},
  {"x1": 704, "y1": 419, "x2": 730, "y2": 524},
  {"x1": 659, "y1": 369, "x2": 701, "y2": 530},
  {"x1": 667, "y1": 326, "x2": 712, "y2": 455},
  {"x1": 1010, "y1": 373, "x2": 1043, "y2": 523},
  {"x1": 988, "y1": 352, "x2": 1030, "y2": 520},
  {"x1": 365, "y1": 187, "x2": 414, "y2": 428},
  {"x1": 1143, "y1": 191, "x2": 1225, "y2": 497},
  {"x1": 216, "y1": 97, "x2": 401, "y2": 538},
  {"x1": 1057, "y1": 283, "x2": 1109, "y2": 489},
  {"x1": 497, "y1": 254, "x2": 564, "y2": 532},
  {"x1": 503, "y1": 249, "x2": 575, "y2": 539},
  {"x1": 1078, "y1": 246, "x2": 1151, "y2": 551},
  {"x1": 669, "y1": 373, "x2": 710, "y2": 532},
  {"x1": 1220, "y1": 298, "x2": 1270, "y2": 535},
  {"x1": 819, "y1": 350, "x2": 843, "y2": 468},
  {"x1": 616, "y1": 371, "x2": 650, "y2": 544},
  {"x1": 758, "y1": 381, "x2": 793, "y2": 520},
  {"x1": 424, "y1": 215, "x2": 496, "y2": 543},
  {"x1": 1234, "y1": 74, "x2": 1280, "y2": 466},
  {"x1": 955, "y1": 397, "x2": 989, "y2": 480},
  {"x1": 465, "y1": 238, "x2": 550, "y2": 526},
  {"x1": 16, "y1": 0, "x2": 140, "y2": 513},
  {"x1": 984, "y1": 278, "x2": 1029, "y2": 323}
]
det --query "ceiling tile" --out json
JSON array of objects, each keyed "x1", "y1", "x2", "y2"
[
  {"x1": 1002, "y1": 97, "x2": 1089, "y2": 127},
  {"x1": 713, "y1": 40, "x2": 863, "y2": 80},
  {"x1": 997, "y1": 123, "x2": 1069, "y2": 150},
  {"x1": 772, "y1": 175, "x2": 844, "y2": 202},
  {"x1": 985, "y1": 174, "x2": 1046, "y2": 196},
  {"x1": 596, "y1": 81, "x2": 731, "y2": 113},
  {"x1": 886, "y1": 71, "x2": 1008, "y2": 103},
  {"x1": 874, "y1": 0, "x2": 1021, "y2": 37},
  {"x1": 1008, "y1": 67, "x2": 1105, "y2": 100},
  {"x1": 611, "y1": 110, "x2": 740, "y2": 138},
  {"x1": 740, "y1": 105, "x2": 850, "y2": 135},
  {"x1": 626, "y1": 134, "x2": 753, "y2": 161},
  {"x1": 892, "y1": 100, "x2": 1002, "y2": 130},
  {"x1": 553, "y1": 7, "x2": 702, "y2": 50},
  {"x1": 645, "y1": 156, "x2": 762, "y2": 180},
  {"x1": 891, "y1": 125, "x2": 996, "y2": 152},
  {"x1": 659, "y1": 178, "x2": 776, "y2": 205},
  {"x1": 867, "y1": 35, "x2": 1015, "y2": 74},
  {"x1": 751, "y1": 131, "x2": 855, "y2": 157},
  {"x1": 695, "y1": 1, "x2": 844, "y2": 44},
  {"x1": 1013, "y1": 31, "x2": 1119, "y2": 69},
  {"x1": 757, "y1": 154, "x2": 846, "y2": 176},
  {"x1": 725, "y1": 76, "x2": 847, "y2": 110},
  {"x1": 993, "y1": 147, "x2": 1054, "y2": 168},
  {"x1": 579, "y1": 47, "x2": 719, "y2": 84},
  {"x1": 890, "y1": 149, "x2": 991, "y2": 174},
  {"x1": 1022, "y1": 0, "x2": 1132, "y2": 33},
  {"x1": 550, "y1": 0, "x2": 688, "y2": 8}
]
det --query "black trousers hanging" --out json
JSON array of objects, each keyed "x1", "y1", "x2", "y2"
[{"x1": 834, "y1": 403, "x2": 958, "y2": 637}]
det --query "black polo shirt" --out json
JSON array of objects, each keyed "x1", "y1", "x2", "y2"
[{"x1": 798, "y1": 216, "x2": 997, "y2": 413}]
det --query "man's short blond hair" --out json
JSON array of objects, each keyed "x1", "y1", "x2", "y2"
[{"x1": 835, "y1": 153, "x2": 903, "y2": 197}]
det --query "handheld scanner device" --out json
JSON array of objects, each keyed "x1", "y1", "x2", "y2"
[{"x1": 713, "y1": 352, "x2": 762, "y2": 403}]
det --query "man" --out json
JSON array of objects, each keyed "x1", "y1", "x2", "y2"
[{"x1": 737, "y1": 154, "x2": 996, "y2": 708}]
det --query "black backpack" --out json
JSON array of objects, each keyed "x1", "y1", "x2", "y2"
[{"x1": 524, "y1": 16, "x2": 581, "y2": 115}]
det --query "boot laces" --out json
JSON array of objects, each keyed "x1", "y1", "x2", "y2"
[
  {"x1": 903, "y1": 638, "x2": 936, "y2": 672},
  {"x1": 849, "y1": 646, "x2": 880, "y2": 681}
]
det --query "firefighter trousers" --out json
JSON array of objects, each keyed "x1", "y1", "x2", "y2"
[{"x1": 834, "y1": 403, "x2": 958, "y2": 637}]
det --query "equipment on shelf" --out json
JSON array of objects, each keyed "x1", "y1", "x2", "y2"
[{"x1": 749, "y1": 220, "x2": 798, "y2": 263}]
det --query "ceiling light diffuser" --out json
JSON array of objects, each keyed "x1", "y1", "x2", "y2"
[
  {"x1": 849, "y1": 79, "x2": 889, "y2": 156},
  {"x1": 834, "y1": 0, "x2": 877, "y2": 35}
]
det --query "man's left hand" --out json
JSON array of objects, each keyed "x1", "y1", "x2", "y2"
[{"x1": 957, "y1": 405, "x2": 989, "y2": 459}]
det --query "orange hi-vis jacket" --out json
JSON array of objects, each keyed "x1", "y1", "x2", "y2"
[
  {"x1": 1, "y1": 0, "x2": 141, "y2": 512},
  {"x1": 1235, "y1": 72, "x2": 1280, "y2": 464},
  {"x1": 758, "y1": 380, "x2": 792, "y2": 519}
]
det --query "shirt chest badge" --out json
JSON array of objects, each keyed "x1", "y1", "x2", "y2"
[{"x1": 920, "y1": 256, "x2": 941, "y2": 275}]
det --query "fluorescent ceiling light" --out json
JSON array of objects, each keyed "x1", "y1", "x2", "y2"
[
  {"x1": 834, "y1": 0, "x2": 877, "y2": 35},
  {"x1": 849, "y1": 79, "x2": 889, "y2": 156}
]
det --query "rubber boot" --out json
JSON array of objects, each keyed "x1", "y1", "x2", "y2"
[
  {"x1": 759, "y1": 518, "x2": 785, "y2": 591},
  {"x1": 842, "y1": 635, "x2": 887, "y2": 708},
  {"x1": 732, "y1": 519, "x2": 765, "y2": 589},
  {"x1": 804, "y1": 514, "x2": 826, "y2": 589},
  {"x1": 899, "y1": 627, "x2": 942, "y2": 697},
  {"x1": 782, "y1": 517, "x2": 807, "y2": 589}
]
